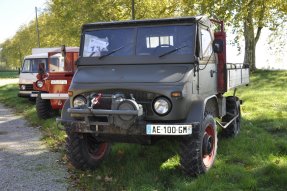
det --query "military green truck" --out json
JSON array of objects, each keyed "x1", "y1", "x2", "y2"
[{"x1": 58, "y1": 16, "x2": 249, "y2": 176}]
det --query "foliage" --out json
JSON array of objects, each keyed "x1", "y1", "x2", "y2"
[
  {"x1": 0, "y1": 0, "x2": 286, "y2": 70},
  {"x1": 180, "y1": 0, "x2": 287, "y2": 71},
  {"x1": 0, "y1": 70, "x2": 287, "y2": 190}
]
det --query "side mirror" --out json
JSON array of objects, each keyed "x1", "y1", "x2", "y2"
[
  {"x1": 212, "y1": 39, "x2": 224, "y2": 53},
  {"x1": 38, "y1": 62, "x2": 46, "y2": 75},
  {"x1": 61, "y1": 45, "x2": 66, "y2": 57},
  {"x1": 18, "y1": 67, "x2": 21, "y2": 74}
]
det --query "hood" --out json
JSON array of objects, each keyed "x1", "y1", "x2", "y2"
[
  {"x1": 19, "y1": 73, "x2": 38, "y2": 84},
  {"x1": 73, "y1": 64, "x2": 192, "y2": 84}
]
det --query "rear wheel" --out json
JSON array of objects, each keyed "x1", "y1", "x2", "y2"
[
  {"x1": 66, "y1": 129, "x2": 111, "y2": 170},
  {"x1": 36, "y1": 95, "x2": 54, "y2": 119},
  {"x1": 222, "y1": 96, "x2": 241, "y2": 137},
  {"x1": 180, "y1": 114, "x2": 217, "y2": 176}
]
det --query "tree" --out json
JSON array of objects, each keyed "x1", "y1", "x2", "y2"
[
  {"x1": 181, "y1": 0, "x2": 287, "y2": 71},
  {"x1": 1, "y1": 0, "x2": 286, "y2": 70}
]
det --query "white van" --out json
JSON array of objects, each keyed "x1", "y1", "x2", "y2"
[
  {"x1": 18, "y1": 48, "x2": 58, "y2": 98},
  {"x1": 18, "y1": 53, "x2": 48, "y2": 97}
]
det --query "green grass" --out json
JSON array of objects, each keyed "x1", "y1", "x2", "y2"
[
  {"x1": 0, "y1": 70, "x2": 287, "y2": 191},
  {"x1": 0, "y1": 70, "x2": 19, "y2": 78}
]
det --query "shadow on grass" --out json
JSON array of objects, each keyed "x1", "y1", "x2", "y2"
[
  {"x1": 73, "y1": 138, "x2": 191, "y2": 191},
  {"x1": 254, "y1": 163, "x2": 287, "y2": 191},
  {"x1": 250, "y1": 70, "x2": 287, "y2": 90}
]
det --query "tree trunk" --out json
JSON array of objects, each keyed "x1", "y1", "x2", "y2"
[
  {"x1": 243, "y1": 20, "x2": 256, "y2": 72},
  {"x1": 243, "y1": 0, "x2": 259, "y2": 72}
]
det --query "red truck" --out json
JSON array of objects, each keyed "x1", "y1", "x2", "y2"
[{"x1": 32, "y1": 46, "x2": 79, "y2": 119}]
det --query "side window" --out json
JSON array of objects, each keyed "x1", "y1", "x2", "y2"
[
  {"x1": 201, "y1": 29, "x2": 212, "y2": 58},
  {"x1": 22, "y1": 60, "x2": 31, "y2": 72},
  {"x1": 50, "y1": 57, "x2": 60, "y2": 72}
]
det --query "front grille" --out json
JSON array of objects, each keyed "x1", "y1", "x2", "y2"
[
  {"x1": 20, "y1": 84, "x2": 34, "y2": 91},
  {"x1": 25, "y1": 84, "x2": 33, "y2": 91},
  {"x1": 92, "y1": 97, "x2": 112, "y2": 110},
  {"x1": 99, "y1": 89, "x2": 156, "y2": 102},
  {"x1": 89, "y1": 89, "x2": 157, "y2": 117}
]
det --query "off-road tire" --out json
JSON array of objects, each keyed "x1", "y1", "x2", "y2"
[
  {"x1": 222, "y1": 96, "x2": 241, "y2": 137},
  {"x1": 66, "y1": 129, "x2": 111, "y2": 170},
  {"x1": 36, "y1": 95, "x2": 54, "y2": 119},
  {"x1": 180, "y1": 114, "x2": 217, "y2": 176}
]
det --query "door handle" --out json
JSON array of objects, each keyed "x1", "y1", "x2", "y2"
[{"x1": 210, "y1": 70, "x2": 216, "y2": 77}]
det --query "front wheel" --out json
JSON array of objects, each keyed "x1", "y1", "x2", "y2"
[
  {"x1": 180, "y1": 114, "x2": 217, "y2": 176},
  {"x1": 36, "y1": 95, "x2": 54, "y2": 119},
  {"x1": 66, "y1": 129, "x2": 111, "y2": 170}
]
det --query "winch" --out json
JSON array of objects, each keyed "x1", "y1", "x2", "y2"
[{"x1": 90, "y1": 93, "x2": 143, "y2": 129}]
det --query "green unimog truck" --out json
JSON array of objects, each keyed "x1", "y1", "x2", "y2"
[{"x1": 58, "y1": 16, "x2": 249, "y2": 176}]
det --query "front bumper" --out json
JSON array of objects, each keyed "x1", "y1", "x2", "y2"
[
  {"x1": 18, "y1": 91, "x2": 34, "y2": 98},
  {"x1": 31, "y1": 91, "x2": 68, "y2": 99},
  {"x1": 68, "y1": 107, "x2": 142, "y2": 116},
  {"x1": 58, "y1": 107, "x2": 198, "y2": 137}
]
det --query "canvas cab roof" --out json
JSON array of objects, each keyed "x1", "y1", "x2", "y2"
[{"x1": 82, "y1": 15, "x2": 212, "y2": 30}]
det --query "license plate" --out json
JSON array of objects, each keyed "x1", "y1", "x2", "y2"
[
  {"x1": 51, "y1": 80, "x2": 67, "y2": 85},
  {"x1": 146, "y1": 124, "x2": 192, "y2": 135}
]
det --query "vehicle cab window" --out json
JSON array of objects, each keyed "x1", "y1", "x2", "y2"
[
  {"x1": 81, "y1": 25, "x2": 196, "y2": 58},
  {"x1": 83, "y1": 28, "x2": 134, "y2": 57},
  {"x1": 22, "y1": 59, "x2": 48, "y2": 73},
  {"x1": 201, "y1": 29, "x2": 213, "y2": 59},
  {"x1": 136, "y1": 25, "x2": 195, "y2": 56},
  {"x1": 49, "y1": 52, "x2": 78, "y2": 72},
  {"x1": 22, "y1": 60, "x2": 31, "y2": 72}
]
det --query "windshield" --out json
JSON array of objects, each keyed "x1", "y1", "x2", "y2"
[
  {"x1": 48, "y1": 52, "x2": 78, "y2": 72},
  {"x1": 82, "y1": 25, "x2": 195, "y2": 58},
  {"x1": 83, "y1": 28, "x2": 135, "y2": 57},
  {"x1": 136, "y1": 25, "x2": 195, "y2": 56},
  {"x1": 21, "y1": 58, "x2": 48, "y2": 73}
]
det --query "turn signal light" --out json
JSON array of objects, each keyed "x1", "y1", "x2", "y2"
[
  {"x1": 171, "y1": 91, "x2": 182, "y2": 98},
  {"x1": 68, "y1": 91, "x2": 73, "y2": 97}
]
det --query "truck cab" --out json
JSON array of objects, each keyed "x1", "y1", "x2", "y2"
[
  {"x1": 32, "y1": 47, "x2": 79, "y2": 119},
  {"x1": 59, "y1": 16, "x2": 249, "y2": 176},
  {"x1": 18, "y1": 53, "x2": 48, "y2": 98}
]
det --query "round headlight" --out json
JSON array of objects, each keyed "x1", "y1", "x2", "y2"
[
  {"x1": 20, "y1": 85, "x2": 26, "y2": 90},
  {"x1": 73, "y1": 96, "x2": 87, "y2": 108},
  {"x1": 153, "y1": 97, "x2": 171, "y2": 115},
  {"x1": 36, "y1": 80, "x2": 44, "y2": 88}
]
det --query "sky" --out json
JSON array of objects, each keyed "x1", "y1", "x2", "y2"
[
  {"x1": 0, "y1": 0, "x2": 47, "y2": 43},
  {"x1": 0, "y1": 0, "x2": 286, "y2": 69}
]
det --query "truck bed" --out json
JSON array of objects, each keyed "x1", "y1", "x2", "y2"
[{"x1": 227, "y1": 63, "x2": 250, "y2": 89}]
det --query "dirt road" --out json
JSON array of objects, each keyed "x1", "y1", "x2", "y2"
[{"x1": 0, "y1": 79, "x2": 68, "y2": 190}]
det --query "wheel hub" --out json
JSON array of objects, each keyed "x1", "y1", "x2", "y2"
[{"x1": 202, "y1": 133, "x2": 213, "y2": 156}]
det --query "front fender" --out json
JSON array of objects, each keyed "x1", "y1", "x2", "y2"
[
  {"x1": 61, "y1": 99, "x2": 74, "y2": 122},
  {"x1": 184, "y1": 95, "x2": 218, "y2": 123}
]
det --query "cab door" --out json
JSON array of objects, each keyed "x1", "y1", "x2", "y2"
[{"x1": 197, "y1": 27, "x2": 217, "y2": 95}]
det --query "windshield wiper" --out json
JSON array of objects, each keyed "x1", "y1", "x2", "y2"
[
  {"x1": 98, "y1": 46, "x2": 125, "y2": 59},
  {"x1": 159, "y1": 45, "x2": 188, "y2": 58}
]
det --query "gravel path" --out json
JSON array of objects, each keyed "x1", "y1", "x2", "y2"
[{"x1": 0, "y1": 103, "x2": 68, "y2": 191}]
